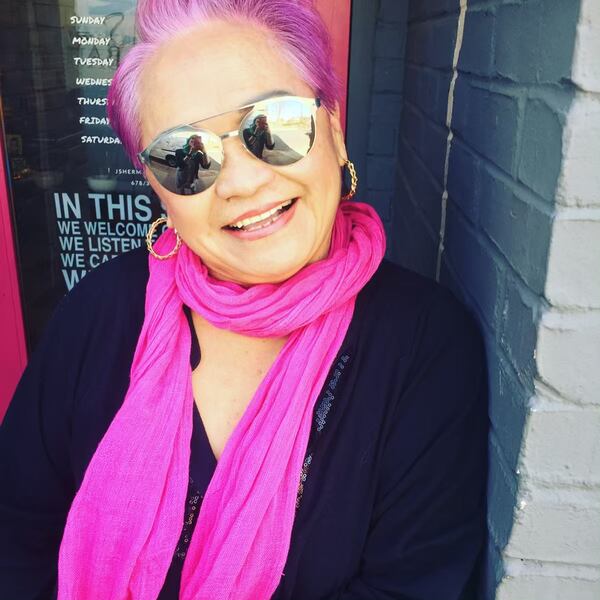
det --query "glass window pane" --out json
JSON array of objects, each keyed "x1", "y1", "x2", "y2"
[{"x1": 1, "y1": 0, "x2": 163, "y2": 350}]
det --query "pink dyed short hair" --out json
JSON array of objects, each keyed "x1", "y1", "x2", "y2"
[{"x1": 108, "y1": 0, "x2": 340, "y2": 169}]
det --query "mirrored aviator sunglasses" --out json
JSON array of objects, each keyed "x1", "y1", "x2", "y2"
[{"x1": 138, "y1": 95, "x2": 321, "y2": 196}]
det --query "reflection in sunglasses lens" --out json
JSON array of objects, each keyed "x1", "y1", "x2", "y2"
[
  {"x1": 147, "y1": 129, "x2": 222, "y2": 195},
  {"x1": 241, "y1": 99, "x2": 315, "y2": 166}
]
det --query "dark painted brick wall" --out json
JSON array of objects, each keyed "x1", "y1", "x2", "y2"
[{"x1": 349, "y1": 0, "x2": 581, "y2": 597}]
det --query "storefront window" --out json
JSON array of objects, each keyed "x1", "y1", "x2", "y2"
[{"x1": 1, "y1": 0, "x2": 162, "y2": 350}]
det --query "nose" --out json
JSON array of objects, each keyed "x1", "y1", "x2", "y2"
[{"x1": 213, "y1": 139, "x2": 275, "y2": 200}]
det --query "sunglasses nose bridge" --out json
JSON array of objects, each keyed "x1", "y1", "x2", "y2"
[
  {"x1": 220, "y1": 130, "x2": 239, "y2": 141},
  {"x1": 213, "y1": 138, "x2": 277, "y2": 200},
  {"x1": 219, "y1": 129, "x2": 251, "y2": 166}
]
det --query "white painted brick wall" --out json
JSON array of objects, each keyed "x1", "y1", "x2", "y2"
[
  {"x1": 571, "y1": 0, "x2": 600, "y2": 93},
  {"x1": 545, "y1": 211, "x2": 600, "y2": 307},
  {"x1": 393, "y1": 1, "x2": 599, "y2": 594},
  {"x1": 524, "y1": 395, "x2": 600, "y2": 484},
  {"x1": 537, "y1": 311, "x2": 600, "y2": 405},
  {"x1": 505, "y1": 489, "x2": 600, "y2": 564},
  {"x1": 555, "y1": 96, "x2": 600, "y2": 208},
  {"x1": 498, "y1": 561, "x2": 600, "y2": 600},
  {"x1": 496, "y1": 0, "x2": 600, "y2": 596}
]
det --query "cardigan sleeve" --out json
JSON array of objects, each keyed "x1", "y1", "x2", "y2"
[
  {"x1": 333, "y1": 286, "x2": 489, "y2": 600},
  {"x1": 0, "y1": 290, "x2": 83, "y2": 599},
  {"x1": 0, "y1": 249, "x2": 148, "y2": 599}
]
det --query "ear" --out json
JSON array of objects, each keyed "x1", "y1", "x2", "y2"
[{"x1": 328, "y1": 101, "x2": 348, "y2": 167}]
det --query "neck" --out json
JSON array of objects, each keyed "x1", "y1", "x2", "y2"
[{"x1": 190, "y1": 311, "x2": 289, "y2": 364}]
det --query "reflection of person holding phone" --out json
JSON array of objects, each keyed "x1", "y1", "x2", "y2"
[
  {"x1": 243, "y1": 114, "x2": 274, "y2": 158},
  {"x1": 175, "y1": 135, "x2": 211, "y2": 194}
]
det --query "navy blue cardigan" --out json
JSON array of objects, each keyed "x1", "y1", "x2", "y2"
[{"x1": 0, "y1": 247, "x2": 488, "y2": 599}]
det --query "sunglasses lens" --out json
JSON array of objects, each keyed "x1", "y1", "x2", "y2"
[
  {"x1": 145, "y1": 129, "x2": 223, "y2": 195},
  {"x1": 144, "y1": 98, "x2": 317, "y2": 196},
  {"x1": 240, "y1": 98, "x2": 315, "y2": 166}
]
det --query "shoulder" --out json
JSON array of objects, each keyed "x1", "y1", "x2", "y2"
[
  {"x1": 362, "y1": 261, "x2": 488, "y2": 452},
  {"x1": 368, "y1": 259, "x2": 472, "y2": 319},
  {"x1": 366, "y1": 258, "x2": 439, "y2": 312},
  {"x1": 360, "y1": 259, "x2": 485, "y2": 368},
  {"x1": 45, "y1": 247, "x2": 149, "y2": 353},
  {"x1": 64, "y1": 245, "x2": 147, "y2": 300},
  {"x1": 11, "y1": 248, "x2": 151, "y2": 489},
  {"x1": 42, "y1": 246, "x2": 149, "y2": 413},
  {"x1": 65, "y1": 246, "x2": 148, "y2": 307}
]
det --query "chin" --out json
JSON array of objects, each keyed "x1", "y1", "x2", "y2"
[
  {"x1": 245, "y1": 256, "x2": 309, "y2": 285},
  {"x1": 229, "y1": 244, "x2": 316, "y2": 285},
  {"x1": 207, "y1": 215, "x2": 331, "y2": 284}
]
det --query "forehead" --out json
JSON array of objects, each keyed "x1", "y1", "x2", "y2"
[{"x1": 139, "y1": 20, "x2": 314, "y2": 143}]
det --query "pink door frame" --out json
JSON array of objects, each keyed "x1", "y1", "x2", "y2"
[
  {"x1": 0, "y1": 121, "x2": 27, "y2": 420},
  {"x1": 316, "y1": 0, "x2": 351, "y2": 131},
  {"x1": 0, "y1": 0, "x2": 351, "y2": 419}
]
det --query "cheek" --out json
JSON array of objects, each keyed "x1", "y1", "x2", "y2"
[
  {"x1": 314, "y1": 116, "x2": 343, "y2": 183},
  {"x1": 170, "y1": 201, "x2": 214, "y2": 237},
  {"x1": 309, "y1": 136, "x2": 342, "y2": 199},
  {"x1": 314, "y1": 131, "x2": 343, "y2": 223}
]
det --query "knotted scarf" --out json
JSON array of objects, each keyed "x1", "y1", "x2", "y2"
[{"x1": 58, "y1": 200, "x2": 386, "y2": 599}]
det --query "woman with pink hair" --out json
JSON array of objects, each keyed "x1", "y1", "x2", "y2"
[{"x1": 0, "y1": 1, "x2": 488, "y2": 599}]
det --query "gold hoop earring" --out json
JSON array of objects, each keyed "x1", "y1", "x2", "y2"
[
  {"x1": 146, "y1": 217, "x2": 182, "y2": 260},
  {"x1": 341, "y1": 159, "x2": 358, "y2": 201}
]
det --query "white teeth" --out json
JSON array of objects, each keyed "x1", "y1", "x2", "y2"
[{"x1": 230, "y1": 199, "x2": 293, "y2": 229}]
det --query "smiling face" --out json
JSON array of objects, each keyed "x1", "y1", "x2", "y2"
[
  {"x1": 189, "y1": 135, "x2": 202, "y2": 150},
  {"x1": 139, "y1": 20, "x2": 347, "y2": 285}
]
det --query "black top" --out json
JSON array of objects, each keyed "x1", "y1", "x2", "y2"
[{"x1": 0, "y1": 247, "x2": 488, "y2": 600}]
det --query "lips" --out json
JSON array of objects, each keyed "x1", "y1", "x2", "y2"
[
  {"x1": 223, "y1": 196, "x2": 299, "y2": 240},
  {"x1": 223, "y1": 198, "x2": 298, "y2": 230}
]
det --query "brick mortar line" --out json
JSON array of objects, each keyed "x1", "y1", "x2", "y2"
[
  {"x1": 400, "y1": 92, "x2": 573, "y2": 214},
  {"x1": 396, "y1": 162, "x2": 440, "y2": 243},
  {"x1": 440, "y1": 189, "x2": 550, "y2": 315},
  {"x1": 464, "y1": 77, "x2": 575, "y2": 106},
  {"x1": 438, "y1": 235, "x2": 545, "y2": 396},
  {"x1": 534, "y1": 380, "x2": 600, "y2": 411},
  {"x1": 524, "y1": 477, "x2": 600, "y2": 495},
  {"x1": 448, "y1": 139, "x2": 555, "y2": 214},
  {"x1": 503, "y1": 556, "x2": 600, "y2": 579},
  {"x1": 404, "y1": 60, "x2": 577, "y2": 100},
  {"x1": 397, "y1": 129, "x2": 444, "y2": 191},
  {"x1": 533, "y1": 380, "x2": 600, "y2": 410},
  {"x1": 402, "y1": 98, "x2": 449, "y2": 136},
  {"x1": 540, "y1": 308, "x2": 600, "y2": 327},
  {"x1": 406, "y1": 12, "x2": 462, "y2": 27},
  {"x1": 553, "y1": 206, "x2": 600, "y2": 220},
  {"x1": 540, "y1": 306, "x2": 600, "y2": 318},
  {"x1": 403, "y1": 61, "x2": 453, "y2": 75}
]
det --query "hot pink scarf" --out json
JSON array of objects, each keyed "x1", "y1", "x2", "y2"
[{"x1": 58, "y1": 200, "x2": 385, "y2": 599}]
